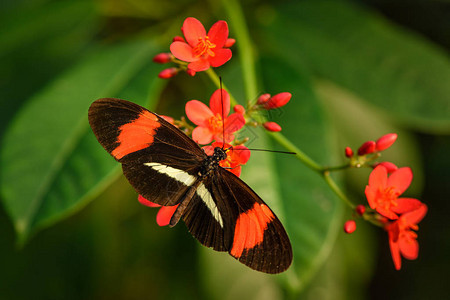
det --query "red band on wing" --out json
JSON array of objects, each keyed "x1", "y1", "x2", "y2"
[
  {"x1": 112, "y1": 111, "x2": 160, "y2": 159},
  {"x1": 230, "y1": 203, "x2": 275, "y2": 257}
]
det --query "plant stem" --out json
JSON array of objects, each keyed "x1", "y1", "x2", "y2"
[
  {"x1": 221, "y1": 0, "x2": 258, "y2": 102},
  {"x1": 323, "y1": 172, "x2": 355, "y2": 209}
]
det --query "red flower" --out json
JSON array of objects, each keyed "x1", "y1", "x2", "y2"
[
  {"x1": 138, "y1": 195, "x2": 178, "y2": 226},
  {"x1": 203, "y1": 142, "x2": 250, "y2": 177},
  {"x1": 170, "y1": 17, "x2": 232, "y2": 72},
  {"x1": 365, "y1": 165, "x2": 422, "y2": 219},
  {"x1": 185, "y1": 89, "x2": 245, "y2": 144},
  {"x1": 386, "y1": 203, "x2": 427, "y2": 270}
]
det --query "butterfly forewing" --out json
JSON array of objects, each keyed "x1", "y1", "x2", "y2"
[{"x1": 88, "y1": 98, "x2": 293, "y2": 274}]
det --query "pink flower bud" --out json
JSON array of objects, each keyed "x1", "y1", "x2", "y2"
[
  {"x1": 345, "y1": 147, "x2": 353, "y2": 158},
  {"x1": 158, "y1": 67, "x2": 178, "y2": 79},
  {"x1": 374, "y1": 161, "x2": 398, "y2": 173},
  {"x1": 344, "y1": 220, "x2": 356, "y2": 234},
  {"x1": 264, "y1": 92, "x2": 292, "y2": 110},
  {"x1": 224, "y1": 38, "x2": 236, "y2": 48},
  {"x1": 358, "y1": 141, "x2": 376, "y2": 155},
  {"x1": 233, "y1": 104, "x2": 245, "y2": 115},
  {"x1": 152, "y1": 52, "x2": 172, "y2": 64},
  {"x1": 263, "y1": 122, "x2": 282, "y2": 132},
  {"x1": 376, "y1": 133, "x2": 397, "y2": 151},
  {"x1": 355, "y1": 205, "x2": 366, "y2": 216},
  {"x1": 257, "y1": 93, "x2": 271, "y2": 105},
  {"x1": 186, "y1": 68, "x2": 196, "y2": 76},
  {"x1": 173, "y1": 35, "x2": 185, "y2": 43}
]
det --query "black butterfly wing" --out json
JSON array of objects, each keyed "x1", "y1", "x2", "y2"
[
  {"x1": 88, "y1": 98, "x2": 206, "y2": 206},
  {"x1": 183, "y1": 167, "x2": 293, "y2": 273}
]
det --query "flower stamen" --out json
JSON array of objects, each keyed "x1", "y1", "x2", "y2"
[{"x1": 193, "y1": 36, "x2": 216, "y2": 57}]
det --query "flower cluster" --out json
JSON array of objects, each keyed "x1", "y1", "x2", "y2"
[
  {"x1": 343, "y1": 133, "x2": 427, "y2": 270},
  {"x1": 154, "y1": 17, "x2": 235, "y2": 78}
]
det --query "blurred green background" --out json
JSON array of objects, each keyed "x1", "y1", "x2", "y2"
[{"x1": 1, "y1": 0, "x2": 449, "y2": 299}]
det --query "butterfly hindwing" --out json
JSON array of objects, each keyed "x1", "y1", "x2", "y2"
[{"x1": 214, "y1": 168, "x2": 293, "y2": 274}]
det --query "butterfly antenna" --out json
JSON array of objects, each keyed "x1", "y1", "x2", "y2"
[
  {"x1": 220, "y1": 77, "x2": 225, "y2": 150},
  {"x1": 234, "y1": 148, "x2": 296, "y2": 155}
]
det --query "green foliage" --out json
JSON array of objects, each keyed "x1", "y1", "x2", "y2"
[{"x1": 0, "y1": 0, "x2": 448, "y2": 299}]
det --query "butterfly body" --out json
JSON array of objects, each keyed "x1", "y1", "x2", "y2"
[{"x1": 88, "y1": 98, "x2": 292, "y2": 274}]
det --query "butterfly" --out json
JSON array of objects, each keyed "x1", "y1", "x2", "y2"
[{"x1": 88, "y1": 98, "x2": 292, "y2": 273}]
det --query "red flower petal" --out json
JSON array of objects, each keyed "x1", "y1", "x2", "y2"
[
  {"x1": 209, "y1": 48, "x2": 232, "y2": 67},
  {"x1": 209, "y1": 89, "x2": 230, "y2": 117},
  {"x1": 387, "y1": 167, "x2": 412, "y2": 195},
  {"x1": 202, "y1": 145, "x2": 214, "y2": 156},
  {"x1": 156, "y1": 205, "x2": 179, "y2": 226},
  {"x1": 392, "y1": 198, "x2": 423, "y2": 214},
  {"x1": 170, "y1": 41, "x2": 196, "y2": 62},
  {"x1": 403, "y1": 203, "x2": 428, "y2": 224},
  {"x1": 185, "y1": 100, "x2": 213, "y2": 126},
  {"x1": 369, "y1": 165, "x2": 388, "y2": 190},
  {"x1": 188, "y1": 59, "x2": 211, "y2": 72},
  {"x1": 224, "y1": 38, "x2": 236, "y2": 48},
  {"x1": 192, "y1": 126, "x2": 214, "y2": 144},
  {"x1": 389, "y1": 232, "x2": 402, "y2": 270},
  {"x1": 229, "y1": 165, "x2": 242, "y2": 177},
  {"x1": 138, "y1": 195, "x2": 161, "y2": 207},
  {"x1": 207, "y1": 20, "x2": 229, "y2": 49},
  {"x1": 399, "y1": 237, "x2": 419, "y2": 260},
  {"x1": 182, "y1": 17, "x2": 206, "y2": 47},
  {"x1": 232, "y1": 145, "x2": 251, "y2": 165},
  {"x1": 224, "y1": 113, "x2": 245, "y2": 133}
]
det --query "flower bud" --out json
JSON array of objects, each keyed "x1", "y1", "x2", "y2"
[
  {"x1": 152, "y1": 52, "x2": 172, "y2": 64},
  {"x1": 257, "y1": 93, "x2": 271, "y2": 105},
  {"x1": 374, "y1": 161, "x2": 398, "y2": 173},
  {"x1": 264, "y1": 92, "x2": 292, "y2": 110},
  {"x1": 344, "y1": 220, "x2": 356, "y2": 234},
  {"x1": 186, "y1": 68, "x2": 196, "y2": 76},
  {"x1": 355, "y1": 205, "x2": 366, "y2": 216},
  {"x1": 345, "y1": 147, "x2": 353, "y2": 158},
  {"x1": 224, "y1": 38, "x2": 236, "y2": 48},
  {"x1": 173, "y1": 35, "x2": 185, "y2": 43},
  {"x1": 233, "y1": 104, "x2": 245, "y2": 115},
  {"x1": 376, "y1": 133, "x2": 397, "y2": 151},
  {"x1": 158, "y1": 67, "x2": 178, "y2": 79},
  {"x1": 263, "y1": 121, "x2": 282, "y2": 132},
  {"x1": 358, "y1": 141, "x2": 376, "y2": 156}
]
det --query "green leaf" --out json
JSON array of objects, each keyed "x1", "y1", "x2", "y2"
[
  {"x1": 0, "y1": 40, "x2": 165, "y2": 244},
  {"x1": 0, "y1": 0, "x2": 97, "y2": 58},
  {"x1": 261, "y1": 57, "x2": 343, "y2": 292},
  {"x1": 263, "y1": 0, "x2": 450, "y2": 133}
]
